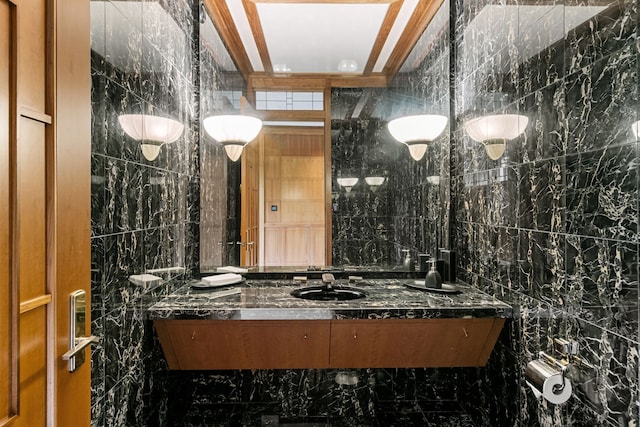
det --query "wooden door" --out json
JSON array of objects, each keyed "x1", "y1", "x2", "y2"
[
  {"x1": 261, "y1": 127, "x2": 325, "y2": 266},
  {"x1": 0, "y1": 0, "x2": 91, "y2": 426}
]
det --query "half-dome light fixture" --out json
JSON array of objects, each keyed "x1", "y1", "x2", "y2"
[
  {"x1": 387, "y1": 114, "x2": 448, "y2": 161},
  {"x1": 364, "y1": 176, "x2": 385, "y2": 191},
  {"x1": 203, "y1": 115, "x2": 263, "y2": 161},
  {"x1": 464, "y1": 114, "x2": 528, "y2": 160},
  {"x1": 337, "y1": 177, "x2": 359, "y2": 193},
  {"x1": 118, "y1": 114, "x2": 184, "y2": 161}
]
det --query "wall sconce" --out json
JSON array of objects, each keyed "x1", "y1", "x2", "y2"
[
  {"x1": 118, "y1": 114, "x2": 184, "y2": 161},
  {"x1": 632, "y1": 120, "x2": 639, "y2": 139},
  {"x1": 364, "y1": 176, "x2": 385, "y2": 191},
  {"x1": 337, "y1": 177, "x2": 359, "y2": 193},
  {"x1": 203, "y1": 114, "x2": 263, "y2": 161},
  {"x1": 464, "y1": 114, "x2": 528, "y2": 160},
  {"x1": 387, "y1": 114, "x2": 448, "y2": 161}
]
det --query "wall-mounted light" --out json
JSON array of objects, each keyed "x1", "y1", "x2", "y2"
[
  {"x1": 337, "y1": 177, "x2": 359, "y2": 193},
  {"x1": 464, "y1": 114, "x2": 528, "y2": 160},
  {"x1": 202, "y1": 114, "x2": 263, "y2": 161},
  {"x1": 387, "y1": 114, "x2": 448, "y2": 161},
  {"x1": 118, "y1": 114, "x2": 184, "y2": 161},
  {"x1": 364, "y1": 176, "x2": 385, "y2": 191},
  {"x1": 632, "y1": 120, "x2": 639, "y2": 139}
]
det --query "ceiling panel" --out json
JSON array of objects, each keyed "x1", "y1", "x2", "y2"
[{"x1": 257, "y1": 3, "x2": 388, "y2": 74}]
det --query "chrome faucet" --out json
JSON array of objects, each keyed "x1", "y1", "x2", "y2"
[{"x1": 321, "y1": 273, "x2": 335, "y2": 291}]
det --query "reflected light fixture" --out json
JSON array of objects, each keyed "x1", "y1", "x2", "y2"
[
  {"x1": 203, "y1": 115, "x2": 263, "y2": 161},
  {"x1": 464, "y1": 114, "x2": 528, "y2": 160},
  {"x1": 632, "y1": 120, "x2": 640, "y2": 139},
  {"x1": 118, "y1": 114, "x2": 184, "y2": 161},
  {"x1": 364, "y1": 176, "x2": 386, "y2": 191},
  {"x1": 337, "y1": 177, "x2": 359, "y2": 193},
  {"x1": 387, "y1": 114, "x2": 448, "y2": 161}
]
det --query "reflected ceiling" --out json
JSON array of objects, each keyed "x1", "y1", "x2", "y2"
[{"x1": 203, "y1": 0, "x2": 445, "y2": 87}]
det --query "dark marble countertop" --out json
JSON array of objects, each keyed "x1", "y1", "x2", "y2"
[{"x1": 147, "y1": 279, "x2": 513, "y2": 320}]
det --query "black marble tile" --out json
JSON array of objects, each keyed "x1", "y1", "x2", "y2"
[
  {"x1": 518, "y1": 157, "x2": 565, "y2": 233},
  {"x1": 566, "y1": 45, "x2": 638, "y2": 155},
  {"x1": 566, "y1": 144, "x2": 639, "y2": 241}
]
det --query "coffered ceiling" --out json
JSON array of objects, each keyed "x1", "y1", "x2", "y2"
[{"x1": 202, "y1": 0, "x2": 444, "y2": 89}]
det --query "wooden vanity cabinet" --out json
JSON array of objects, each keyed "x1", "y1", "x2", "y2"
[
  {"x1": 329, "y1": 318, "x2": 505, "y2": 368},
  {"x1": 153, "y1": 317, "x2": 505, "y2": 370},
  {"x1": 154, "y1": 319, "x2": 331, "y2": 370}
]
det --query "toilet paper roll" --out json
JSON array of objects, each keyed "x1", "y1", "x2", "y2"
[{"x1": 525, "y1": 359, "x2": 572, "y2": 404}]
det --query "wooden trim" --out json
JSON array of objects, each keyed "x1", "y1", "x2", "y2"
[
  {"x1": 383, "y1": 0, "x2": 444, "y2": 78},
  {"x1": 19, "y1": 295, "x2": 52, "y2": 315},
  {"x1": 19, "y1": 106, "x2": 51, "y2": 124},
  {"x1": 363, "y1": 0, "x2": 403, "y2": 76},
  {"x1": 242, "y1": 0, "x2": 272, "y2": 73},
  {"x1": 202, "y1": 0, "x2": 254, "y2": 80},
  {"x1": 323, "y1": 85, "x2": 332, "y2": 266},
  {"x1": 262, "y1": 126, "x2": 324, "y2": 136},
  {"x1": 249, "y1": 73, "x2": 388, "y2": 90},
  {"x1": 251, "y1": 0, "x2": 399, "y2": 4},
  {"x1": 258, "y1": 110, "x2": 325, "y2": 122},
  {"x1": 4, "y1": 0, "x2": 19, "y2": 422}
]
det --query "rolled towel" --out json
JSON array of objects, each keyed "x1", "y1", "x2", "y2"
[
  {"x1": 216, "y1": 266, "x2": 249, "y2": 274},
  {"x1": 201, "y1": 273, "x2": 243, "y2": 287}
]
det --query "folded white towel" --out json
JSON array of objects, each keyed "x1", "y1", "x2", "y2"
[
  {"x1": 201, "y1": 273, "x2": 243, "y2": 287},
  {"x1": 216, "y1": 266, "x2": 249, "y2": 274}
]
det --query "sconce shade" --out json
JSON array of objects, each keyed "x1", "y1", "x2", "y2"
[
  {"x1": 364, "y1": 176, "x2": 385, "y2": 186},
  {"x1": 464, "y1": 114, "x2": 528, "y2": 160},
  {"x1": 337, "y1": 177, "x2": 359, "y2": 192},
  {"x1": 464, "y1": 114, "x2": 528, "y2": 142},
  {"x1": 118, "y1": 114, "x2": 185, "y2": 161},
  {"x1": 203, "y1": 115, "x2": 263, "y2": 162},
  {"x1": 118, "y1": 114, "x2": 184, "y2": 143},
  {"x1": 387, "y1": 114, "x2": 448, "y2": 161},
  {"x1": 632, "y1": 120, "x2": 639, "y2": 139}
]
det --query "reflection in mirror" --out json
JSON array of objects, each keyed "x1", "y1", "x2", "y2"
[
  {"x1": 199, "y1": 0, "x2": 452, "y2": 271},
  {"x1": 199, "y1": 6, "x2": 246, "y2": 271}
]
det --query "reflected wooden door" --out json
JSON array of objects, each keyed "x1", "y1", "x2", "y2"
[
  {"x1": 261, "y1": 127, "x2": 325, "y2": 267},
  {"x1": 0, "y1": 0, "x2": 91, "y2": 425}
]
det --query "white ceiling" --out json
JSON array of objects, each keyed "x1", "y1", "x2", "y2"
[{"x1": 257, "y1": 3, "x2": 387, "y2": 74}]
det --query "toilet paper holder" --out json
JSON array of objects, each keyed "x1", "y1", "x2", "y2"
[{"x1": 537, "y1": 351, "x2": 569, "y2": 394}]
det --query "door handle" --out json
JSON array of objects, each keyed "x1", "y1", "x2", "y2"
[
  {"x1": 63, "y1": 290, "x2": 100, "y2": 372},
  {"x1": 62, "y1": 336, "x2": 99, "y2": 361}
]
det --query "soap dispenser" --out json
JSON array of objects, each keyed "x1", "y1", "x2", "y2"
[
  {"x1": 425, "y1": 260, "x2": 443, "y2": 289},
  {"x1": 402, "y1": 249, "x2": 415, "y2": 272}
]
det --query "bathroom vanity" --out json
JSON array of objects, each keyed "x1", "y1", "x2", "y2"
[{"x1": 148, "y1": 279, "x2": 512, "y2": 370}]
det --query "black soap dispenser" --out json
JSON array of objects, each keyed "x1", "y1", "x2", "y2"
[{"x1": 425, "y1": 260, "x2": 443, "y2": 289}]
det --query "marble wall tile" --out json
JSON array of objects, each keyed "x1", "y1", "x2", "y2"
[
  {"x1": 566, "y1": 45, "x2": 638, "y2": 155},
  {"x1": 518, "y1": 158, "x2": 565, "y2": 233},
  {"x1": 566, "y1": 236, "x2": 638, "y2": 338},
  {"x1": 454, "y1": 1, "x2": 640, "y2": 425},
  {"x1": 565, "y1": 144, "x2": 638, "y2": 241},
  {"x1": 519, "y1": 80, "x2": 567, "y2": 163}
]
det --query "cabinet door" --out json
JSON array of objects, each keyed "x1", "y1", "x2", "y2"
[
  {"x1": 154, "y1": 320, "x2": 331, "y2": 370},
  {"x1": 329, "y1": 318, "x2": 505, "y2": 368}
]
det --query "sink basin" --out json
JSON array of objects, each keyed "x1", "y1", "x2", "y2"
[{"x1": 291, "y1": 286, "x2": 366, "y2": 301}]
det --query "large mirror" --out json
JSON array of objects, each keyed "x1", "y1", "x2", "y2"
[{"x1": 199, "y1": 1, "x2": 451, "y2": 271}]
